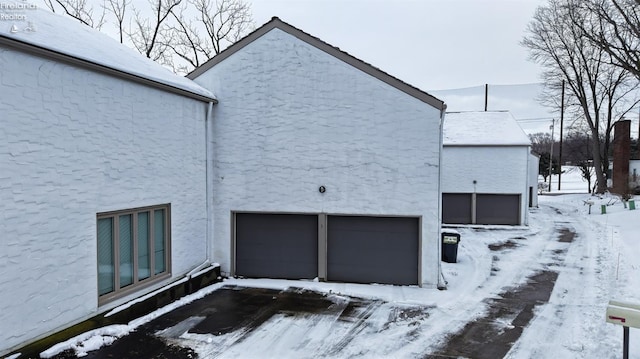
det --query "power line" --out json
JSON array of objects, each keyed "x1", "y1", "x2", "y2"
[{"x1": 515, "y1": 117, "x2": 555, "y2": 122}]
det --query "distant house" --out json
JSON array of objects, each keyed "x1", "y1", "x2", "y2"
[
  {"x1": 442, "y1": 111, "x2": 534, "y2": 225},
  {"x1": 189, "y1": 17, "x2": 446, "y2": 288},
  {"x1": 630, "y1": 160, "x2": 640, "y2": 191},
  {"x1": 0, "y1": 9, "x2": 215, "y2": 355}
]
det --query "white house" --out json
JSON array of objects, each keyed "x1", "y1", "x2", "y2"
[
  {"x1": 0, "y1": 9, "x2": 215, "y2": 355},
  {"x1": 442, "y1": 111, "x2": 533, "y2": 225},
  {"x1": 189, "y1": 18, "x2": 446, "y2": 288}
]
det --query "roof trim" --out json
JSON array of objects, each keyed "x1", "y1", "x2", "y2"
[
  {"x1": 187, "y1": 17, "x2": 444, "y2": 110},
  {"x1": 0, "y1": 36, "x2": 217, "y2": 103}
]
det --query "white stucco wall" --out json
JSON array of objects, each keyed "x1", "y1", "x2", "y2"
[
  {"x1": 442, "y1": 146, "x2": 530, "y2": 224},
  {"x1": 193, "y1": 28, "x2": 442, "y2": 287},
  {"x1": 528, "y1": 153, "x2": 539, "y2": 208},
  {"x1": 0, "y1": 47, "x2": 209, "y2": 353}
]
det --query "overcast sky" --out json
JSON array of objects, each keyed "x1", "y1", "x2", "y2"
[{"x1": 250, "y1": 0, "x2": 546, "y2": 91}]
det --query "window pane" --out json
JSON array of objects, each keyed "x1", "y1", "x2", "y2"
[
  {"x1": 97, "y1": 218, "x2": 114, "y2": 296},
  {"x1": 137, "y1": 212, "x2": 150, "y2": 280},
  {"x1": 154, "y1": 209, "x2": 166, "y2": 274},
  {"x1": 119, "y1": 214, "x2": 133, "y2": 287}
]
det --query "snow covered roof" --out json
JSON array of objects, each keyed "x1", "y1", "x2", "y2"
[
  {"x1": 187, "y1": 17, "x2": 445, "y2": 111},
  {"x1": 443, "y1": 111, "x2": 531, "y2": 146},
  {"x1": 0, "y1": 7, "x2": 215, "y2": 102}
]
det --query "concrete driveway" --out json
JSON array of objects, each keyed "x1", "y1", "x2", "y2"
[{"x1": 49, "y1": 285, "x2": 432, "y2": 358}]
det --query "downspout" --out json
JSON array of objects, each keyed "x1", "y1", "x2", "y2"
[
  {"x1": 187, "y1": 101, "x2": 214, "y2": 277},
  {"x1": 437, "y1": 105, "x2": 447, "y2": 290},
  {"x1": 205, "y1": 101, "x2": 214, "y2": 266},
  {"x1": 525, "y1": 149, "x2": 530, "y2": 226}
]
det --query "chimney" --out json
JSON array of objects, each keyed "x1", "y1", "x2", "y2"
[{"x1": 612, "y1": 120, "x2": 631, "y2": 195}]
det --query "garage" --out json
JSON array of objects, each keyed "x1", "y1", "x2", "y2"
[
  {"x1": 327, "y1": 216, "x2": 419, "y2": 285},
  {"x1": 476, "y1": 194, "x2": 520, "y2": 225},
  {"x1": 442, "y1": 193, "x2": 472, "y2": 224},
  {"x1": 235, "y1": 213, "x2": 420, "y2": 285},
  {"x1": 442, "y1": 111, "x2": 533, "y2": 226},
  {"x1": 441, "y1": 193, "x2": 521, "y2": 225},
  {"x1": 235, "y1": 213, "x2": 318, "y2": 279}
]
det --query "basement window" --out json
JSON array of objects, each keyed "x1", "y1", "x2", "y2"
[{"x1": 97, "y1": 204, "x2": 171, "y2": 304}]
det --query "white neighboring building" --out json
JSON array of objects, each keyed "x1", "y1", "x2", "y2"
[
  {"x1": 0, "y1": 9, "x2": 215, "y2": 355},
  {"x1": 190, "y1": 18, "x2": 446, "y2": 288},
  {"x1": 529, "y1": 153, "x2": 540, "y2": 207},
  {"x1": 630, "y1": 159, "x2": 640, "y2": 191},
  {"x1": 442, "y1": 111, "x2": 533, "y2": 225}
]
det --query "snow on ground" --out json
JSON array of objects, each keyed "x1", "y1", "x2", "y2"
[
  {"x1": 40, "y1": 282, "x2": 228, "y2": 358},
  {"x1": 41, "y1": 167, "x2": 640, "y2": 358},
  {"x1": 545, "y1": 166, "x2": 593, "y2": 194}
]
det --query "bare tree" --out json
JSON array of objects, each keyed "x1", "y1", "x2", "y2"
[
  {"x1": 168, "y1": 0, "x2": 253, "y2": 74},
  {"x1": 44, "y1": 0, "x2": 106, "y2": 28},
  {"x1": 41, "y1": 0, "x2": 254, "y2": 74},
  {"x1": 529, "y1": 132, "x2": 555, "y2": 156},
  {"x1": 104, "y1": 0, "x2": 128, "y2": 43},
  {"x1": 523, "y1": 0, "x2": 640, "y2": 193},
  {"x1": 574, "y1": 0, "x2": 640, "y2": 79},
  {"x1": 563, "y1": 128, "x2": 598, "y2": 191},
  {"x1": 529, "y1": 132, "x2": 560, "y2": 183},
  {"x1": 127, "y1": 0, "x2": 183, "y2": 66}
]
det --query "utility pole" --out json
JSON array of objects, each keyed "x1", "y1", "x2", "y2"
[
  {"x1": 548, "y1": 119, "x2": 555, "y2": 192},
  {"x1": 484, "y1": 84, "x2": 488, "y2": 111},
  {"x1": 558, "y1": 80, "x2": 565, "y2": 191}
]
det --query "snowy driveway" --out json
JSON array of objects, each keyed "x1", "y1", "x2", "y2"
[
  {"x1": 55, "y1": 286, "x2": 434, "y2": 359},
  {"x1": 45, "y1": 193, "x2": 637, "y2": 358}
]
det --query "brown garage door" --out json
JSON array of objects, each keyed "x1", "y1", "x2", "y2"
[
  {"x1": 327, "y1": 216, "x2": 419, "y2": 285},
  {"x1": 442, "y1": 193, "x2": 473, "y2": 224},
  {"x1": 476, "y1": 194, "x2": 520, "y2": 225},
  {"x1": 235, "y1": 213, "x2": 318, "y2": 279}
]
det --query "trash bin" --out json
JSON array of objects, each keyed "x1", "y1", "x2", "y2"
[
  {"x1": 630, "y1": 200, "x2": 636, "y2": 210},
  {"x1": 441, "y1": 229, "x2": 461, "y2": 263}
]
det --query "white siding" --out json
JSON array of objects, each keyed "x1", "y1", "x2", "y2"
[
  {"x1": 0, "y1": 48, "x2": 208, "y2": 353},
  {"x1": 194, "y1": 29, "x2": 442, "y2": 287},
  {"x1": 529, "y1": 153, "x2": 539, "y2": 208},
  {"x1": 442, "y1": 146, "x2": 530, "y2": 224}
]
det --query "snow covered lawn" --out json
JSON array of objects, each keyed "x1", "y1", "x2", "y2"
[{"x1": 40, "y1": 189, "x2": 640, "y2": 358}]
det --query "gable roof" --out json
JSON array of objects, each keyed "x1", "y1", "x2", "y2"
[
  {"x1": 187, "y1": 17, "x2": 444, "y2": 110},
  {"x1": 0, "y1": 8, "x2": 215, "y2": 102},
  {"x1": 443, "y1": 111, "x2": 531, "y2": 146}
]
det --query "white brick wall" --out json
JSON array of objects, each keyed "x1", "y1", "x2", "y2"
[
  {"x1": 442, "y1": 146, "x2": 530, "y2": 224},
  {"x1": 193, "y1": 28, "x2": 442, "y2": 287},
  {"x1": 0, "y1": 47, "x2": 209, "y2": 353}
]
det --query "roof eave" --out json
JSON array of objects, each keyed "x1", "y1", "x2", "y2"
[
  {"x1": 188, "y1": 17, "x2": 444, "y2": 110},
  {"x1": 0, "y1": 35, "x2": 217, "y2": 103}
]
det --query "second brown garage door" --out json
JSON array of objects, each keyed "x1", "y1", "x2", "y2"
[
  {"x1": 327, "y1": 216, "x2": 419, "y2": 285},
  {"x1": 476, "y1": 194, "x2": 520, "y2": 225}
]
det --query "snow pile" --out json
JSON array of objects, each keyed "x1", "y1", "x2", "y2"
[
  {"x1": 40, "y1": 282, "x2": 227, "y2": 358},
  {"x1": 40, "y1": 326, "x2": 128, "y2": 358}
]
